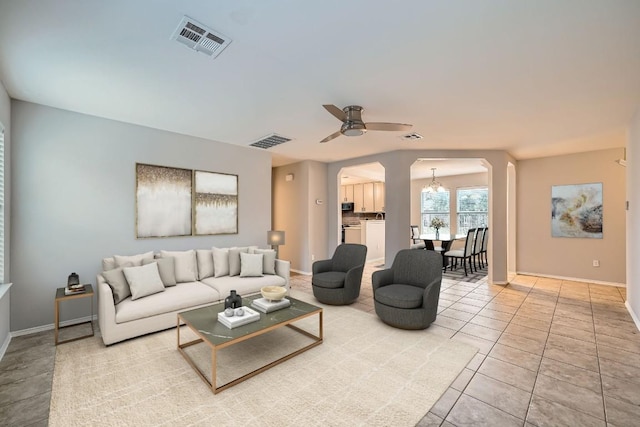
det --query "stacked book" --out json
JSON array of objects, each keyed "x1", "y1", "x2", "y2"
[
  {"x1": 251, "y1": 297, "x2": 291, "y2": 313},
  {"x1": 217, "y1": 307, "x2": 260, "y2": 329},
  {"x1": 64, "y1": 284, "x2": 86, "y2": 296}
]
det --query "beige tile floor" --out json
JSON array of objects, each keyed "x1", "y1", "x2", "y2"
[
  {"x1": 293, "y1": 263, "x2": 640, "y2": 427},
  {"x1": 2, "y1": 264, "x2": 639, "y2": 426}
]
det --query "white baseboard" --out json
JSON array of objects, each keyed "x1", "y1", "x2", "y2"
[
  {"x1": 11, "y1": 314, "x2": 97, "y2": 338},
  {"x1": 625, "y1": 301, "x2": 640, "y2": 332},
  {"x1": 0, "y1": 332, "x2": 11, "y2": 362},
  {"x1": 516, "y1": 271, "x2": 625, "y2": 288}
]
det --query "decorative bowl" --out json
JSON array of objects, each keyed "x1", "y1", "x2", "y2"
[{"x1": 261, "y1": 286, "x2": 286, "y2": 301}]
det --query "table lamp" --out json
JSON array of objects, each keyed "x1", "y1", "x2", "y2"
[{"x1": 267, "y1": 230, "x2": 285, "y2": 258}]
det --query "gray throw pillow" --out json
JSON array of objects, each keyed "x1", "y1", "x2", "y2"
[
  {"x1": 143, "y1": 257, "x2": 177, "y2": 287},
  {"x1": 102, "y1": 262, "x2": 134, "y2": 304},
  {"x1": 123, "y1": 263, "x2": 166, "y2": 300},
  {"x1": 240, "y1": 253, "x2": 264, "y2": 277},
  {"x1": 251, "y1": 248, "x2": 277, "y2": 275}
]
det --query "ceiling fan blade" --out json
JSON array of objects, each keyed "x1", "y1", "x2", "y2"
[
  {"x1": 323, "y1": 104, "x2": 347, "y2": 122},
  {"x1": 365, "y1": 122, "x2": 413, "y2": 131},
  {"x1": 320, "y1": 130, "x2": 342, "y2": 143}
]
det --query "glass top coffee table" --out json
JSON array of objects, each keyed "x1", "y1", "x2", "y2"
[{"x1": 177, "y1": 294, "x2": 323, "y2": 394}]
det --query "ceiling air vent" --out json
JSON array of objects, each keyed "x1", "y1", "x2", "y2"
[
  {"x1": 250, "y1": 134, "x2": 292, "y2": 149},
  {"x1": 400, "y1": 132, "x2": 423, "y2": 140},
  {"x1": 170, "y1": 16, "x2": 232, "y2": 58}
]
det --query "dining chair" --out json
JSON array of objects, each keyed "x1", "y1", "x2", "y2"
[
  {"x1": 410, "y1": 225, "x2": 426, "y2": 249},
  {"x1": 472, "y1": 227, "x2": 485, "y2": 270},
  {"x1": 444, "y1": 228, "x2": 477, "y2": 276},
  {"x1": 480, "y1": 227, "x2": 489, "y2": 267}
]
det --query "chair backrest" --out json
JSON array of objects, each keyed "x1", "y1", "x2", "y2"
[
  {"x1": 424, "y1": 239, "x2": 435, "y2": 250},
  {"x1": 473, "y1": 227, "x2": 484, "y2": 254},
  {"x1": 410, "y1": 225, "x2": 420, "y2": 243},
  {"x1": 464, "y1": 228, "x2": 477, "y2": 257},
  {"x1": 332, "y1": 244, "x2": 368, "y2": 272},
  {"x1": 481, "y1": 227, "x2": 489, "y2": 251},
  {"x1": 391, "y1": 249, "x2": 442, "y2": 289}
]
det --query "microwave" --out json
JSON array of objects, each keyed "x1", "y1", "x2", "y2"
[{"x1": 341, "y1": 202, "x2": 355, "y2": 211}]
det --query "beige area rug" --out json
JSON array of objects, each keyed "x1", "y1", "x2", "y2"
[{"x1": 49, "y1": 291, "x2": 477, "y2": 427}]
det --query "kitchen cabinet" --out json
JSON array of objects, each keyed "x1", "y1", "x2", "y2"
[
  {"x1": 360, "y1": 220, "x2": 385, "y2": 261},
  {"x1": 353, "y1": 183, "x2": 364, "y2": 212},
  {"x1": 344, "y1": 227, "x2": 361, "y2": 244},
  {"x1": 374, "y1": 182, "x2": 385, "y2": 212},
  {"x1": 363, "y1": 182, "x2": 375, "y2": 212},
  {"x1": 340, "y1": 184, "x2": 354, "y2": 203}
]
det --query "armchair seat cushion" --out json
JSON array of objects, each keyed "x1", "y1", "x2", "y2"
[
  {"x1": 312, "y1": 271, "x2": 346, "y2": 289},
  {"x1": 375, "y1": 284, "x2": 424, "y2": 309}
]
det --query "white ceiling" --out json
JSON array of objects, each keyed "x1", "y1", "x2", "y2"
[{"x1": 1, "y1": 1, "x2": 639, "y2": 167}]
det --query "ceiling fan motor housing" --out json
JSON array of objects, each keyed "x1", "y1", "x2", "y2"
[{"x1": 342, "y1": 105, "x2": 366, "y2": 136}]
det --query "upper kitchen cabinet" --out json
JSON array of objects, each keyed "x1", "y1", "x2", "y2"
[
  {"x1": 340, "y1": 184, "x2": 354, "y2": 203},
  {"x1": 374, "y1": 182, "x2": 385, "y2": 212},
  {"x1": 352, "y1": 181, "x2": 385, "y2": 212}
]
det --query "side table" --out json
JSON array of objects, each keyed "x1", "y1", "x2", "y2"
[{"x1": 54, "y1": 284, "x2": 95, "y2": 345}]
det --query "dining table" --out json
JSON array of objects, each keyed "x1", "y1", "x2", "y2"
[{"x1": 419, "y1": 233, "x2": 467, "y2": 267}]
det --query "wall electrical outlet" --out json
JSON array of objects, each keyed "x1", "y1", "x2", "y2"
[
  {"x1": 592, "y1": 260, "x2": 600, "y2": 267},
  {"x1": 311, "y1": 254, "x2": 315, "y2": 261}
]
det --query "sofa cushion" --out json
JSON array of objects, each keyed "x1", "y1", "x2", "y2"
[
  {"x1": 250, "y1": 248, "x2": 276, "y2": 275},
  {"x1": 201, "y1": 274, "x2": 286, "y2": 298},
  {"x1": 240, "y1": 252, "x2": 263, "y2": 277},
  {"x1": 114, "y1": 251, "x2": 154, "y2": 268},
  {"x1": 102, "y1": 262, "x2": 134, "y2": 304},
  {"x1": 160, "y1": 250, "x2": 197, "y2": 283},
  {"x1": 123, "y1": 263, "x2": 166, "y2": 300},
  {"x1": 375, "y1": 284, "x2": 424, "y2": 309},
  {"x1": 114, "y1": 282, "x2": 220, "y2": 324},
  {"x1": 143, "y1": 257, "x2": 177, "y2": 287},
  {"x1": 213, "y1": 247, "x2": 230, "y2": 277},
  {"x1": 196, "y1": 249, "x2": 214, "y2": 280},
  {"x1": 229, "y1": 247, "x2": 250, "y2": 276},
  {"x1": 312, "y1": 271, "x2": 346, "y2": 289}
]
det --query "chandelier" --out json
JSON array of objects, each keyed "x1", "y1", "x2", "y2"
[{"x1": 422, "y1": 168, "x2": 445, "y2": 193}]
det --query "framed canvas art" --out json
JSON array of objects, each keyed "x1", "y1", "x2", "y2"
[
  {"x1": 136, "y1": 163, "x2": 192, "y2": 238},
  {"x1": 194, "y1": 170, "x2": 238, "y2": 235},
  {"x1": 551, "y1": 183, "x2": 602, "y2": 239}
]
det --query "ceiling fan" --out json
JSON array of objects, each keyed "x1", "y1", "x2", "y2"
[{"x1": 320, "y1": 104, "x2": 412, "y2": 143}]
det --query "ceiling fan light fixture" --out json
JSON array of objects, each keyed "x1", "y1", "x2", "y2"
[{"x1": 343, "y1": 128, "x2": 365, "y2": 137}]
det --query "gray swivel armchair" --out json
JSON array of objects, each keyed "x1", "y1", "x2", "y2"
[
  {"x1": 372, "y1": 249, "x2": 442, "y2": 329},
  {"x1": 312, "y1": 244, "x2": 367, "y2": 305}
]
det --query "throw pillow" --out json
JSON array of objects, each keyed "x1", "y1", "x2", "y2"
[
  {"x1": 123, "y1": 263, "x2": 166, "y2": 300},
  {"x1": 160, "y1": 250, "x2": 197, "y2": 283},
  {"x1": 196, "y1": 249, "x2": 214, "y2": 280},
  {"x1": 240, "y1": 252, "x2": 264, "y2": 277},
  {"x1": 229, "y1": 247, "x2": 250, "y2": 277},
  {"x1": 250, "y1": 248, "x2": 277, "y2": 275},
  {"x1": 114, "y1": 251, "x2": 154, "y2": 268},
  {"x1": 142, "y1": 257, "x2": 177, "y2": 287},
  {"x1": 102, "y1": 262, "x2": 134, "y2": 304},
  {"x1": 212, "y1": 247, "x2": 230, "y2": 278}
]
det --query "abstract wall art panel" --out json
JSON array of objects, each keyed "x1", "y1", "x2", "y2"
[
  {"x1": 551, "y1": 183, "x2": 603, "y2": 239},
  {"x1": 136, "y1": 163, "x2": 192, "y2": 238},
  {"x1": 194, "y1": 170, "x2": 238, "y2": 235}
]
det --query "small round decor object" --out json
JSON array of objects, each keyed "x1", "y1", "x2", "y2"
[
  {"x1": 224, "y1": 308, "x2": 235, "y2": 317},
  {"x1": 235, "y1": 308, "x2": 245, "y2": 317},
  {"x1": 261, "y1": 286, "x2": 286, "y2": 301}
]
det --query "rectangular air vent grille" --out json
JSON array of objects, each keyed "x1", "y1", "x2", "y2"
[
  {"x1": 171, "y1": 16, "x2": 232, "y2": 58},
  {"x1": 400, "y1": 132, "x2": 423, "y2": 140},
  {"x1": 250, "y1": 134, "x2": 292, "y2": 149}
]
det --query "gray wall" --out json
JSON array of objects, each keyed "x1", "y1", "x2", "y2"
[
  {"x1": 10, "y1": 101, "x2": 273, "y2": 331},
  {"x1": 628, "y1": 106, "x2": 640, "y2": 325}
]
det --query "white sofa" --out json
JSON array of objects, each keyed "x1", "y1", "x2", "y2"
[{"x1": 97, "y1": 248, "x2": 290, "y2": 345}]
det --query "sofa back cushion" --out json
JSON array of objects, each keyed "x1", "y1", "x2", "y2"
[
  {"x1": 250, "y1": 248, "x2": 277, "y2": 275},
  {"x1": 196, "y1": 249, "x2": 214, "y2": 280},
  {"x1": 113, "y1": 251, "x2": 154, "y2": 268}
]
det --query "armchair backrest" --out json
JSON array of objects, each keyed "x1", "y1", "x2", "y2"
[
  {"x1": 464, "y1": 228, "x2": 477, "y2": 257},
  {"x1": 332, "y1": 244, "x2": 367, "y2": 272},
  {"x1": 391, "y1": 249, "x2": 442, "y2": 289}
]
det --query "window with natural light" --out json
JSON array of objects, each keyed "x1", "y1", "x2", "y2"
[
  {"x1": 421, "y1": 190, "x2": 450, "y2": 234},
  {"x1": 457, "y1": 187, "x2": 488, "y2": 235}
]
